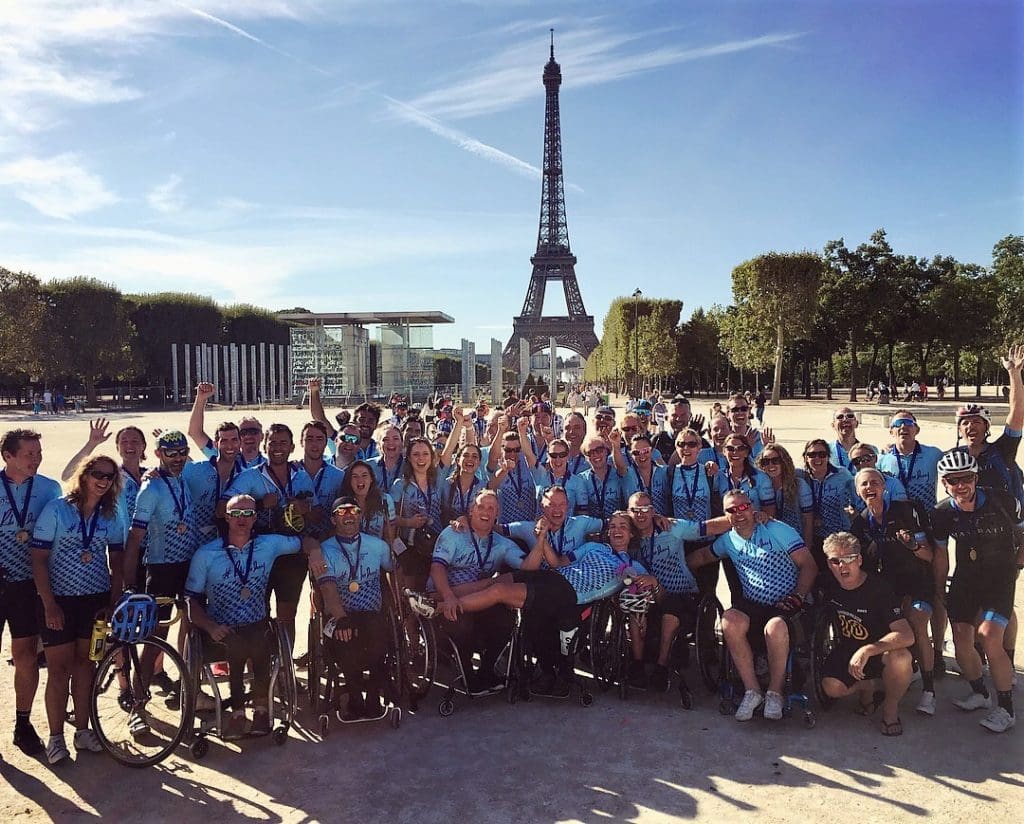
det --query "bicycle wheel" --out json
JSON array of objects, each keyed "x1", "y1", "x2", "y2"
[
  {"x1": 90, "y1": 636, "x2": 193, "y2": 768},
  {"x1": 695, "y1": 596, "x2": 724, "y2": 692},
  {"x1": 271, "y1": 621, "x2": 297, "y2": 732},
  {"x1": 587, "y1": 599, "x2": 616, "y2": 689},
  {"x1": 810, "y1": 607, "x2": 840, "y2": 710},
  {"x1": 402, "y1": 611, "x2": 436, "y2": 704},
  {"x1": 307, "y1": 613, "x2": 322, "y2": 714}
]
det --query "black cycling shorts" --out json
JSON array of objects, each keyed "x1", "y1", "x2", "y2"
[
  {"x1": 1, "y1": 578, "x2": 40, "y2": 639},
  {"x1": 947, "y1": 562, "x2": 1017, "y2": 627},
  {"x1": 653, "y1": 592, "x2": 699, "y2": 632},
  {"x1": 268, "y1": 552, "x2": 308, "y2": 605},
  {"x1": 38, "y1": 592, "x2": 109, "y2": 648},
  {"x1": 146, "y1": 561, "x2": 190, "y2": 620},
  {"x1": 729, "y1": 596, "x2": 789, "y2": 646},
  {"x1": 821, "y1": 645, "x2": 885, "y2": 688}
]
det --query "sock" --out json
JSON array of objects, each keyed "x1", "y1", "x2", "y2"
[
  {"x1": 969, "y1": 677, "x2": 989, "y2": 698},
  {"x1": 921, "y1": 670, "x2": 934, "y2": 692},
  {"x1": 47, "y1": 733, "x2": 64, "y2": 744},
  {"x1": 15, "y1": 710, "x2": 30, "y2": 729},
  {"x1": 997, "y1": 690, "x2": 1014, "y2": 716}
]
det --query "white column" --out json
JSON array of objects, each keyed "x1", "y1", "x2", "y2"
[
  {"x1": 490, "y1": 339, "x2": 502, "y2": 407},
  {"x1": 184, "y1": 344, "x2": 192, "y2": 398},
  {"x1": 171, "y1": 344, "x2": 179, "y2": 404}
]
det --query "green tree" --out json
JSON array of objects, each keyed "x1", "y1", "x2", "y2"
[
  {"x1": 128, "y1": 292, "x2": 224, "y2": 383},
  {"x1": 928, "y1": 263, "x2": 997, "y2": 399},
  {"x1": 991, "y1": 234, "x2": 1023, "y2": 349},
  {"x1": 42, "y1": 277, "x2": 136, "y2": 403},
  {"x1": 0, "y1": 268, "x2": 47, "y2": 380},
  {"x1": 223, "y1": 304, "x2": 291, "y2": 344}
]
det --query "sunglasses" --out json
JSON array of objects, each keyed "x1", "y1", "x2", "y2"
[
  {"x1": 595, "y1": 416, "x2": 614, "y2": 423},
  {"x1": 87, "y1": 469, "x2": 116, "y2": 481},
  {"x1": 586, "y1": 446, "x2": 608, "y2": 455},
  {"x1": 161, "y1": 448, "x2": 189, "y2": 458},
  {"x1": 851, "y1": 455, "x2": 875, "y2": 466},
  {"x1": 725, "y1": 503, "x2": 752, "y2": 514},
  {"x1": 677, "y1": 440, "x2": 700, "y2": 449},
  {"x1": 238, "y1": 427, "x2": 261, "y2": 437},
  {"x1": 759, "y1": 456, "x2": 781, "y2": 466},
  {"x1": 629, "y1": 505, "x2": 654, "y2": 514},
  {"x1": 725, "y1": 445, "x2": 749, "y2": 453},
  {"x1": 631, "y1": 448, "x2": 651, "y2": 458},
  {"x1": 333, "y1": 504, "x2": 362, "y2": 515},
  {"x1": 827, "y1": 553, "x2": 860, "y2": 567},
  {"x1": 890, "y1": 418, "x2": 917, "y2": 428},
  {"x1": 340, "y1": 433, "x2": 360, "y2": 444},
  {"x1": 944, "y1": 474, "x2": 976, "y2": 487},
  {"x1": 226, "y1": 508, "x2": 257, "y2": 518},
  {"x1": 621, "y1": 426, "x2": 638, "y2": 433},
  {"x1": 548, "y1": 451, "x2": 568, "y2": 460},
  {"x1": 503, "y1": 447, "x2": 522, "y2": 454},
  {"x1": 805, "y1": 451, "x2": 829, "y2": 459},
  {"x1": 834, "y1": 413, "x2": 857, "y2": 421},
  {"x1": 729, "y1": 406, "x2": 749, "y2": 413}
]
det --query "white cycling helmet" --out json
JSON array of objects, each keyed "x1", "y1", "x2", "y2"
[
  {"x1": 619, "y1": 589, "x2": 654, "y2": 614},
  {"x1": 937, "y1": 449, "x2": 978, "y2": 478}
]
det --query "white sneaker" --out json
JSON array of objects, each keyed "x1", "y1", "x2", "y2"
[
  {"x1": 916, "y1": 691, "x2": 936, "y2": 716},
  {"x1": 763, "y1": 690, "x2": 784, "y2": 720},
  {"x1": 735, "y1": 689, "x2": 764, "y2": 722},
  {"x1": 979, "y1": 707, "x2": 1016, "y2": 733},
  {"x1": 954, "y1": 691, "x2": 992, "y2": 712},
  {"x1": 46, "y1": 736, "x2": 70, "y2": 765},
  {"x1": 73, "y1": 728, "x2": 103, "y2": 753}
]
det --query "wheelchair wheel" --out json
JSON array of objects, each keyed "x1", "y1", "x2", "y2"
[
  {"x1": 307, "y1": 613, "x2": 323, "y2": 714},
  {"x1": 383, "y1": 601, "x2": 404, "y2": 710},
  {"x1": 810, "y1": 606, "x2": 840, "y2": 710},
  {"x1": 402, "y1": 611, "x2": 436, "y2": 706},
  {"x1": 695, "y1": 596, "x2": 724, "y2": 692},
  {"x1": 587, "y1": 599, "x2": 617, "y2": 690},
  {"x1": 271, "y1": 621, "x2": 297, "y2": 734},
  {"x1": 90, "y1": 636, "x2": 193, "y2": 768},
  {"x1": 613, "y1": 610, "x2": 629, "y2": 700}
]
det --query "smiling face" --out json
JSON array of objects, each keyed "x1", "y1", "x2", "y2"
[
  {"x1": 584, "y1": 438, "x2": 608, "y2": 471},
  {"x1": 889, "y1": 412, "x2": 919, "y2": 451},
  {"x1": 941, "y1": 470, "x2": 978, "y2": 505},
  {"x1": 238, "y1": 418, "x2": 263, "y2": 451},
  {"x1": 300, "y1": 425, "x2": 327, "y2": 461},
  {"x1": 669, "y1": 402, "x2": 691, "y2": 432},
  {"x1": 214, "y1": 427, "x2": 240, "y2": 462},
  {"x1": 758, "y1": 447, "x2": 783, "y2": 479},
  {"x1": 408, "y1": 440, "x2": 434, "y2": 472},
  {"x1": 84, "y1": 457, "x2": 117, "y2": 499},
  {"x1": 855, "y1": 469, "x2": 885, "y2": 506},
  {"x1": 832, "y1": 407, "x2": 858, "y2": 438},
  {"x1": 332, "y1": 503, "x2": 362, "y2": 538},
  {"x1": 606, "y1": 513, "x2": 633, "y2": 552},
  {"x1": 115, "y1": 428, "x2": 145, "y2": 465},
  {"x1": 457, "y1": 445, "x2": 481, "y2": 475},
  {"x1": 710, "y1": 417, "x2": 731, "y2": 448},
  {"x1": 338, "y1": 425, "x2": 361, "y2": 458},
  {"x1": 541, "y1": 487, "x2": 569, "y2": 528},
  {"x1": 723, "y1": 492, "x2": 755, "y2": 530},
  {"x1": 3, "y1": 436, "x2": 42, "y2": 478},
  {"x1": 563, "y1": 416, "x2": 586, "y2": 448},
  {"x1": 958, "y1": 415, "x2": 989, "y2": 446},
  {"x1": 157, "y1": 444, "x2": 189, "y2": 475},
  {"x1": 727, "y1": 397, "x2": 750, "y2": 428},
  {"x1": 468, "y1": 492, "x2": 500, "y2": 534},
  {"x1": 266, "y1": 431, "x2": 293, "y2": 466},
  {"x1": 347, "y1": 464, "x2": 374, "y2": 498},
  {"x1": 627, "y1": 492, "x2": 654, "y2": 532},
  {"x1": 723, "y1": 435, "x2": 750, "y2": 469},
  {"x1": 630, "y1": 437, "x2": 652, "y2": 467},
  {"x1": 381, "y1": 426, "x2": 402, "y2": 457}
]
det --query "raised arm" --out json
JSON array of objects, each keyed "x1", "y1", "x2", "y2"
[
  {"x1": 307, "y1": 378, "x2": 338, "y2": 440},
  {"x1": 1002, "y1": 344, "x2": 1024, "y2": 432},
  {"x1": 439, "y1": 407, "x2": 467, "y2": 468},
  {"x1": 187, "y1": 382, "x2": 215, "y2": 451},
  {"x1": 60, "y1": 418, "x2": 111, "y2": 481}
]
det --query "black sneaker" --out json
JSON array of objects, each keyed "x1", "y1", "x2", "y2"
[
  {"x1": 13, "y1": 723, "x2": 44, "y2": 756},
  {"x1": 531, "y1": 671, "x2": 570, "y2": 699},
  {"x1": 341, "y1": 695, "x2": 364, "y2": 722},
  {"x1": 151, "y1": 671, "x2": 176, "y2": 695},
  {"x1": 293, "y1": 651, "x2": 310, "y2": 669},
  {"x1": 627, "y1": 660, "x2": 648, "y2": 690},
  {"x1": 649, "y1": 664, "x2": 670, "y2": 693}
]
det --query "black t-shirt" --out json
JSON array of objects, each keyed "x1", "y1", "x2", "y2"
[
  {"x1": 826, "y1": 572, "x2": 902, "y2": 650},
  {"x1": 932, "y1": 487, "x2": 1020, "y2": 570},
  {"x1": 652, "y1": 431, "x2": 710, "y2": 461},
  {"x1": 849, "y1": 499, "x2": 932, "y2": 581},
  {"x1": 972, "y1": 431, "x2": 1023, "y2": 505}
]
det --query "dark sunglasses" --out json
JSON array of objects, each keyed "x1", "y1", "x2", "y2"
[
  {"x1": 548, "y1": 451, "x2": 568, "y2": 459},
  {"x1": 586, "y1": 446, "x2": 608, "y2": 455},
  {"x1": 759, "y1": 456, "x2": 781, "y2": 466},
  {"x1": 503, "y1": 446, "x2": 522, "y2": 454},
  {"x1": 161, "y1": 448, "x2": 189, "y2": 458},
  {"x1": 943, "y1": 474, "x2": 976, "y2": 486},
  {"x1": 87, "y1": 469, "x2": 117, "y2": 481},
  {"x1": 677, "y1": 440, "x2": 701, "y2": 449},
  {"x1": 725, "y1": 502, "x2": 752, "y2": 514},
  {"x1": 851, "y1": 455, "x2": 875, "y2": 466},
  {"x1": 239, "y1": 427, "x2": 261, "y2": 437},
  {"x1": 729, "y1": 406, "x2": 749, "y2": 413},
  {"x1": 805, "y1": 451, "x2": 829, "y2": 459},
  {"x1": 226, "y1": 508, "x2": 257, "y2": 518},
  {"x1": 725, "y1": 445, "x2": 749, "y2": 453}
]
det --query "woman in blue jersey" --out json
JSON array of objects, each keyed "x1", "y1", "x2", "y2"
[
  {"x1": 713, "y1": 433, "x2": 775, "y2": 517},
  {"x1": 340, "y1": 461, "x2": 395, "y2": 542},
  {"x1": 531, "y1": 437, "x2": 580, "y2": 514},
  {"x1": 31, "y1": 456, "x2": 125, "y2": 764},
  {"x1": 369, "y1": 426, "x2": 404, "y2": 494},
  {"x1": 391, "y1": 437, "x2": 446, "y2": 586},
  {"x1": 616, "y1": 433, "x2": 670, "y2": 515},
  {"x1": 442, "y1": 443, "x2": 485, "y2": 525},
  {"x1": 756, "y1": 444, "x2": 813, "y2": 548},
  {"x1": 802, "y1": 437, "x2": 858, "y2": 569}
]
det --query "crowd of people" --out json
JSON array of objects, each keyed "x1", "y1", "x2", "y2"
[{"x1": 0, "y1": 346, "x2": 1021, "y2": 767}]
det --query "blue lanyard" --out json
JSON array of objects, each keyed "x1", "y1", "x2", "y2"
[
  {"x1": 224, "y1": 539, "x2": 255, "y2": 587},
  {"x1": 159, "y1": 471, "x2": 187, "y2": 521},
  {"x1": 0, "y1": 471, "x2": 33, "y2": 529},
  {"x1": 891, "y1": 445, "x2": 919, "y2": 490},
  {"x1": 469, "y1": 531, "x2": 494, "y2": 569}
]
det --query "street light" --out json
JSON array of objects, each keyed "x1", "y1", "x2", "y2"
[{"x1": 631, "y1": 288, "x2": 642, "y2": 397}]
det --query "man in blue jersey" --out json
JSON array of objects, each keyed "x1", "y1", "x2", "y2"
[
  {"x1": 185, "y1": 494, "x2": 302, "y2": 738},
  {"x1": 183, "y1": 421, "x2": 243, "y2": 542},
  {"x1": 688, "y1": 490, "x2": 817, "y2": 722},
  {"x1": 1, "y1": 429, "x2": 62, "y2": 755},
  {"x1": 188, "y1": 382, "x2": 265, "y2": 469},
  {"x1": 294, "y1": 421, "x2": 346, "y2": 537},
  {"x1": 123, "y1": 431, "x2": 203, "y2": 737},
  {"x1": 505, "y1": 486, "x2": 603, "y2": 560},
  {"x1": 568, "y1": 434, "x2": 625, "y2": 521},
  {"x1": 430, "y1": 490, "x2": 525, "y2": 692}
]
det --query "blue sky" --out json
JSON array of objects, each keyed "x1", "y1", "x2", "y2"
[{"x1": 0, "y1": 0, "x2": 1021, "y2": 351}]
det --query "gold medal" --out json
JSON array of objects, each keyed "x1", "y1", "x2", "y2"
[
  {"x1": 80, "y1": 551, "x2": 92, "y2": 564},
  {"x1": 239, "y1": 586, "x2": 252, "y2": 601},
  {"x1": 969, "y1": 549, "x2": 978, "y2": 561},
  {"x1": 348, "y1": 580, "x2": 360, "y2": 593},
  {"x1": 15, "y1": 529, "x2": 29, "y2": 544},
  {"x1": 176, "y1": 522, "x2": 188, "y2": 535}
]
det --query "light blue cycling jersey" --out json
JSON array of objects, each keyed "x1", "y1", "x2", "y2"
[
  {"x1": 0, "y1": 470, "x2": 62, "y2": 582},
  {"x1": 317, "y1": 533, "x2": 392, "y2": 612},
  {"x1": 877, "y1": 443, "x2": 943, "y2": 509},
  {"x1": 357, "y1": 494, "x2": 396, "y2": 540},
  {"x1": 620, "y1": 462, "x2": 671, "y2": 515},
  {"x1": 390, "y1": 474, "x2": 448, "y2": 533},
  {"x1": 555, "y1": 542, "x2": 648, "y2": 605},
  {"x1": 713, "y1": 468, "x2": 775, "y2": 510},
  {"x1": 828, "y1": 440, "x2": 875, "y2": 473},
  {"x1": 666, "y1": 463, "x2": 715, "y2": 523},
  {"x1": 185, "y1": 534, "x2": 300, "y2": 626},
  {"x1": 293, "y1": 460, "x2": 346, "y2": 512},
  {"x1": 567, "y1": 468, "x2": 623, "y2": 521},
  {"x1": 182, "y1": 458, "x2": 241, "y2": 542},
  {"x1": 133, "y1": 470, "x2": 201, "y2": 565},
  {"x1": 357, "y1": 440, "x2": 380, "y2": 462},
  {"x1": 368, "y1": 455, "x2": 404, "y2": 495},
  {"x1": 698, "y1": 447, "x2": 728, "y2": 473},
  {"x1": 804, "y1": 465, "x2": 859, "y2": 538},
  {"x1": 489, "y1": 455, "x2": 539, "y2": 524},
  {"x1": 531, "y1": 466, "x2": 581, "y2": 515},
  {"x1": 439, "y1": 469, "x2": 486, "y2": 522},
  {"x1": 507, "y1": 515, "x2": 603, "y2": 559},
  {"x1": 200, "y1": 439, "x2": 264, "y2": 470},
  {"x1": 221, "y1": 463, "x2": 316, "y2": 533},
  {"x1": 632, "y1": 520, "x2": 704, "y2": 594},
  {"x1": 770, "y1": 476, "x2": 813, "y2": 535},
  {"x1": 711, "y1": 520, "x2": 806, "y2": 606},
  {"x1": 31, "y1": 497, "x2": 126, "y2": 596},
  {"x1": 429, "y1": 526, "x2": 524, "y2": 589}
]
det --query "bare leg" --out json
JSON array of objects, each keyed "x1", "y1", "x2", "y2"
[
  {"x1": 763, "y1": 617, "x2": 790, "y2": 694},
  {"x1": 905, "y1": 603, "x2": 934, "y2": 676},
  {"x1": 952, "y1": 621, "x2": 983, "y2": 681},
  {"x1": 459, "y1": 581, "x2": 528, "y2": 613},
  {"x1": 42, "y1": 643, "x2": 74, "y2": 737},
  {"x1": 722, "y1": 609, "x2": 758, "y2": 691},
  {"x1": 978, "y1": 621, "x2": 1012, "y2": 692},
  {"x1": 657, "y1": 614, "x2": 680, "y2": 667},
  {"x1": 70, "y1": 639, "x2": 94, "y2": 732},
  {"x1": 880, "y1": 648, "x2": 912, "y2": 724},
  {"x1": 11, "y1": 636, "x2": 40, "y2": 713}
]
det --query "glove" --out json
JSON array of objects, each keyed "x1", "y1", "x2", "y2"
[{"x1": 776, "y1": 593, "x2": 804, "y2": 615}]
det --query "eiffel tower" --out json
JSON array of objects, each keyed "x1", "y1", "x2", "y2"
[{"x1": 503, "y1": 33, "x2": 598, "y2": 368}]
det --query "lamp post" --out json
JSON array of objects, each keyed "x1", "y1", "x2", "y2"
[{"x1": 631, "y1": 288, "x2": 642, "y2": 397}]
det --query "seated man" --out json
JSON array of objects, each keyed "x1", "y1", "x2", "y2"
[
  {"x1": 687, "y1": 490, "x2": 817, "y2": 722},
  {"x1": 420, "y1": 511, "x2": 654, "y2": 699},
  {"x1": 504, "y1": 485, "x2": 602, "y2": 561},
  {"x1": 818, "y1": 532, "x2": 914, "y2": 736},
  {"x1": 625, "y1": 492, "x2": 733, "y2": 693},
  {"x1": 308, "y1": 496, "x2": 393, "y2": 720},
  {"x1": 430, "y1": 490, "x2": 524, "y2": 693},
  {"x1": 184, "y1": 495, "x2": 302, "y2": 739}
]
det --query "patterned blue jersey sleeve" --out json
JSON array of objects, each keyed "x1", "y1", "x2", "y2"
[
  {"x1": 668, "y1": 518, "x2": 706, "y2": 542},
  {"x1": 753, "y1": 470, "x2": 775, "y2": 507},
  {"x1": 798, "y1": 476, "x2": 814, "y2": 513}
]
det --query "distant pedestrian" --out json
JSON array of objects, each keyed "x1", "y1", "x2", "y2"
[
  {"x1": 42, "y1": 390, "x2": 53, "y2": 415},
  {"x1": 755, "y1": 389, "x2": 767, "y2": 424}
]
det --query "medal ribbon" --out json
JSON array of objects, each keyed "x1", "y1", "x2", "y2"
[
  {"x1": 159, "y1": 470, "x2": 188, "y2": 522},
  {"x1": 469, "y1": 530, "x2": 494, "y2": 570},
  {"x1": 1, "y1": 470, "x2": 33, "y2": 530},
  {"x1": 339, "y1": 534, "x2": 361, "y2": 583},
  {"x1": 225, "y1": 539, "x2": 255, "y2": 588},
  {"x1": 78, "y1": 506, "x2": 100, "y2": 553},
  {"x1": 892, "y1": 444, "x2": 920, "y2": 491}
]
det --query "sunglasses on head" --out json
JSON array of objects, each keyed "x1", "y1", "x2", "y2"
[
  {"x1": 239, "y1": 427, "x2": 261, "y2": 437},
  {"x1": 333, "y1": 504, "x2": 362, "y2": 515},
  {"x1": 340, "y1": 433, "x2": 360, "y2": 444},
  {"x1": 548, "y1": 451, "x2": 568, "y2": 460},
  {"x1": 87, "y1": 469, "x2": 116, "y2": 481},
  {"x1": 827, "y1": 553, "x2": 860, "y2": 567},
  {"x1": 759, "y1": 456, "x2": 781, "y2": 466},
  {"x1": 725, "y1": 502, "x2": 752, "y2": 514},
  {"x1": 834, "y1": 412, "x2": 857, "y2": 421},
  {"x1": 805, "y1": 450, "x2": 828, "y2": 459},
  {"x1": 729, "y1": 406, "x2": 749, "y2": 413},
  {"x1": 226, "y1": 508, "x2": 257, "y2": 518},
  {"x1": 677, "y1": 440, "x2": 700, "y2": 449},
  {"x1": 161, "y1": 448, "x2": 189, "y2": 458},
  {"x1": 629, "y1": 505, "x2": 653, "y2": 514}
]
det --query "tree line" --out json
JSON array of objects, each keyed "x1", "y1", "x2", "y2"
[
  {"x1": 0, "y1": 271, "x2": 290, "y2": 403},
  {"x1": 584, "y1": 231, "x2": 1022, "y2": 404}
]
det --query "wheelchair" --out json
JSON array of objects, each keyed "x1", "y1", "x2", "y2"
[
  {"x1": 183, "y1": 619, "x2": 297, "y2": 758},
  {"x1": 704, "y1": 603, "x2": 819, "y2": 727},
  {"x1": 306, "y1": 599, "x2": 403, "y2": 733}
]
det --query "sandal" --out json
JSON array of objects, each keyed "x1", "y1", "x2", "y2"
[
  {"x1": 854, "y1": 690, "x2": 885, "y2": 717},
  {"x1": 881, "y1": 717, "x2": 903, "y2": 737}
]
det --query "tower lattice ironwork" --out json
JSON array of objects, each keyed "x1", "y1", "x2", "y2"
[{"x1": 503, "y1": 33, "x2": 598, "y2": 368}]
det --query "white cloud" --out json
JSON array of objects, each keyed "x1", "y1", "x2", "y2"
[
  {"x1": 0, "y1": 153, "x2": 117, "y2": 219},
  {"x1": 146, "y1": 174, "x2": 185, "y2": 213},
  {"x1": 410, "y1": 28, "x2": 805, "y2": 120}
]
